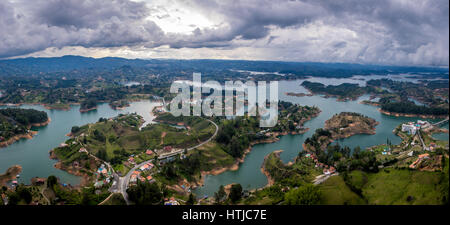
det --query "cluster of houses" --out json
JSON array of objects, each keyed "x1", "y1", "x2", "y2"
[
  {"x1": 381, "y1": 146, "x2": 391, "y2": 155},
  {"x1": 304, "y1": 153, "x2": 337, "y2": 175},
  {"x1": 130, "y1": 162, "x2": 155, "y2": 185},
  {"x1": 401, "y1": 120, "x2": 431, "y2": 135},
  {"x1": 409, "y1": 153, "x2": 430, "y2": 169},
  {"x1": 94, "y1": 164, "x2": 113, "y2": 188},
  {"x1": 164, "y1": 197, "x2": 180, "y2": 205}
]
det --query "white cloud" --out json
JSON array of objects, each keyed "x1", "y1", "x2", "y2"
[{"x1": 1, "y1": 0, "x2": 448, "y2": 66}]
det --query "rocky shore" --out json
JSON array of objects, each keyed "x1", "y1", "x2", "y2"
[
  {"x1": 325, "y1": 112, "x2": 378, "y2": 139},
  {"x1": 378, "y1": 109, "x2": 448, "y2": 119},
  {"x1": 261, "y1": 150, "x2": 284, "y2": 187},
  {"x1": 0, "y1": 165, "x2": 22, "y2": 186},
  {"x1": 0, "y1": 117, "x2": 50, "y2": 148}
]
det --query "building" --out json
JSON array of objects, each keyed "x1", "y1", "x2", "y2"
[
  {"x1": 94, "y1": 180, "x2": 104, "y2": 188},
  {"x1": 130, "y1": 174, "x2": 137, "y2": 183},
  {"x1": 79, "y1": 147, "x2": 88, "y2": 153},
  {"x1": 402, "y1": 123, "x2": 417, "y2": 135},
  {"x1": 409, "y1": 153, "x2": 430, "y2": 169},
  {"x1": 164, "y1": 197, "x2": 180, "y2": 205},
  {"x1": 139, "y1": 164, "x2": 150, "y2": 171}
]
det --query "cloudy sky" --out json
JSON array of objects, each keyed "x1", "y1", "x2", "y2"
[{"x1": 1, "y1": 0, "x2": 448, "y2": 66}]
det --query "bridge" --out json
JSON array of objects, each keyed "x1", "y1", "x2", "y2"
[{"x1": 432, "y1": 117, "x2": 449, "y2": 127}]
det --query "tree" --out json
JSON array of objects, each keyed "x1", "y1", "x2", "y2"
[
  {"x1": 127, "y1": 182, "x2": 163, "y2": 205},
  {"x1": 187, "y1": 193, "x2": 195, "y2": 205},
  {"x1": 16, "y1": 185, "x2": 32, "y2": 204},
  {"x1": 47, "y1": 175, "x2": 58, "y2": 189},
  {"x1": 229, "y1": 183, "x2": 243, "y2": 203},
  {"x1": 284, "y1": 184, "x2": 321, "y2": 205},
  {"x1": 71, "y1": 126, "x2": 80, "y2": 134},
  {"x1": 214, "y1": 185, "x2": 226, "y2": 204},
  {"x1": 96, "y1": 148, "x2": 107, "y2": 161}
]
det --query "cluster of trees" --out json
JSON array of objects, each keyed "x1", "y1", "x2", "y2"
[
  {"x1": 92, "y1": 129, "x2": 106, "y2": 142},
  {"x1": 304, "y1": 128, "x2": 332, "y2": 156},
  {"x1": 5, "y1": 184, "x2": 33, "y2": 205},
  {"x1": 216, "y1": 118, "x2": 255, "y2": 158},
  {"x1": 303, "y1": 128, "x2": 379, "y2": 173},
  {"x1": 126, "y1": 181, "x2": 165, "y2": 205},
  {"x1": 367, "y1": 78, "x2": 448, "y2": 111},
  {"x1": 273, "y1": 101, "x2": 320, "y2": 132},
  {"x1": 301, "y1": 81, "x2": 366, "y2": 100},
  {"x1": 80, "y1": 98, "x2": 97, "y2": 110},
  {"x1": 284, "y1": 184, "x2": 321, "y2": 205},
  {"x1": 0, "y1": 108, "x2": 48, "y2": 140},
  {"x1": 0, "y1": 108, "x2": 48, "y2": 125},
  {"x1": 159, "y1": 151, "x2": 203, "y2": 181},
  {"x1": 381, "y1": 102, "x2": 448, "y2": 116},
  {"x1": 320, "y1": 144, "x2": 379, "y2": 173}
]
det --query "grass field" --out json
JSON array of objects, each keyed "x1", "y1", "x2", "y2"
[
  {"x1": 193, "y1": 142, "x2": 235, "y2": 172},
  {"x1": 362, "y1": 168, "x2": 445, "y2": 205},
  {"x1": 319, "y1": 175, "x2": 366, "y2": 205}
]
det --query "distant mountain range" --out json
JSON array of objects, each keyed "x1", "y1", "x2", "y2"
[{"x1": 0, "y1": 55, "x2": 448, "y2": 77}]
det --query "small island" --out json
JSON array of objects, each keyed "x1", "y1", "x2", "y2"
[
  {"x1": 285, "y1": 92, "x2": 313, "y2": 97},
  {"x1": 79, "y1": 99, "x2": 98, "y2": 112},
  {"x1": 324, "y1": 112, "x2": 379, "y2": 139}
]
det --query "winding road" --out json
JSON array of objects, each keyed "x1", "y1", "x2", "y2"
[{"x1": 117, "y1": 118, "x2": 218, "y2": 205}]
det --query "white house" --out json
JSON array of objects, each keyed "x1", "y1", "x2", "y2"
[{"x1": 402, "y1": 123, "x2": 417, "y2": 135}]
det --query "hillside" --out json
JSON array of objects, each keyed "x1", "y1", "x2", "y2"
[{"x1": 0, "y1": 108, "x2": 49, "y2": 147}]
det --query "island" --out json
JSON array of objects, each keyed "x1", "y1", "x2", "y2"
[
  {"x1": 248, "y1": 116, "x2": 448, "y2": 205},
  {"x1": 301, "y1": 81, "x2": 366, "y2": 101},
  {"x1": 0, "y1": 108, "x2": 50, "y2": 148},
  {"x1": 324, "y1": 112, "x2": 379, "y2": 139}
]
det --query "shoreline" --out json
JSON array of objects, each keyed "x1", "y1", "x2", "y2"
[
  {"x1": 0, "y1": 117, "x2": 51, "y2": 149},
  {"x1": 191, "y1": 110, "x2": 321, "y2": 189},
  {"x1": 79, "y1": 107, "x2": 98, "y2": 113},
  {"x1": 301, "y1": 87, "x2": 362, "y2": 102},
  {"x1": 49, "y1": 150, "x2": 90, "y2": 188},
  {"x1": 192, "y1": 131, "x2": 314, "y2": 189},
  {"x1": 359, "y1": 100, "x2": 380, "y2": 107},
  {"x1": 0, "y1": 165, "x2": 22, "y2": 186},
  {"x1": 192, "y1": 137, "x2": 281, "y2": 189},
  {"x1": 378, "y1": 108, "x2": 448, "y2": 119},
  {"x1": 0, "y1": 96, "x2": 162, "y2": 112},
  {"x1": 260, "y1": 150, "x2": 283, "y2": 188}
]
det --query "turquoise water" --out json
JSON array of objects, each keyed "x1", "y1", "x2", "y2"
[
  {"x1": 432, "y1": 123, "x2": 449, "y2": 141},
  {"x1": 193, "y1": 79, "x2": 445, "y2": 197},
  {"x1": 0, "y1": 78, "x2": 446, "y2": 194},
  {"x1": 0, "y1": 101, "x2": 160, "y2": 185}
]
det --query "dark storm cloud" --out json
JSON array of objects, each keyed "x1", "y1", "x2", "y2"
[
  {"x1": 0, "y1": 0, "x2": 165, "y2": 58},
  {"x1": 30, "y1": 0, "x2": 149, "y2": 29},
  {"x1": 0, "y1": 0, "x2": 448, "y2": 66},
  {"x1": 173, "y1": 0, "x2": 448, "y2": 66}
]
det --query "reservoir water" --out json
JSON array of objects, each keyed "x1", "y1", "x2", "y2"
[
  {"x1": 0, "y1": 78, "x2": 447, "y2": 195},
  {"x1": 193, "y1": 79, "x2": 447, "y2": 196},
  {"x1": 0, "y1": 101, "x2": 161, "y2": 185}
]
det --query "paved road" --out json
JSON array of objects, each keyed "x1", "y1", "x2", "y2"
[
  {"x1": 120, "y1": 118, "x2": 219, "y2": 204},
  {"x1": 313, "y1": 173, "x2": 339, "y2": 185},
  {"x1": 158, "y1": 119, "x2": 218, "y2": 159},
  {"x1": 77, "y1": 116, "x2": 218, "y2": 205}
]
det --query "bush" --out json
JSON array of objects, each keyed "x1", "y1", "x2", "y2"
[{"x1": 284, "y1": 184, "x2": 321, "y2": 205}]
